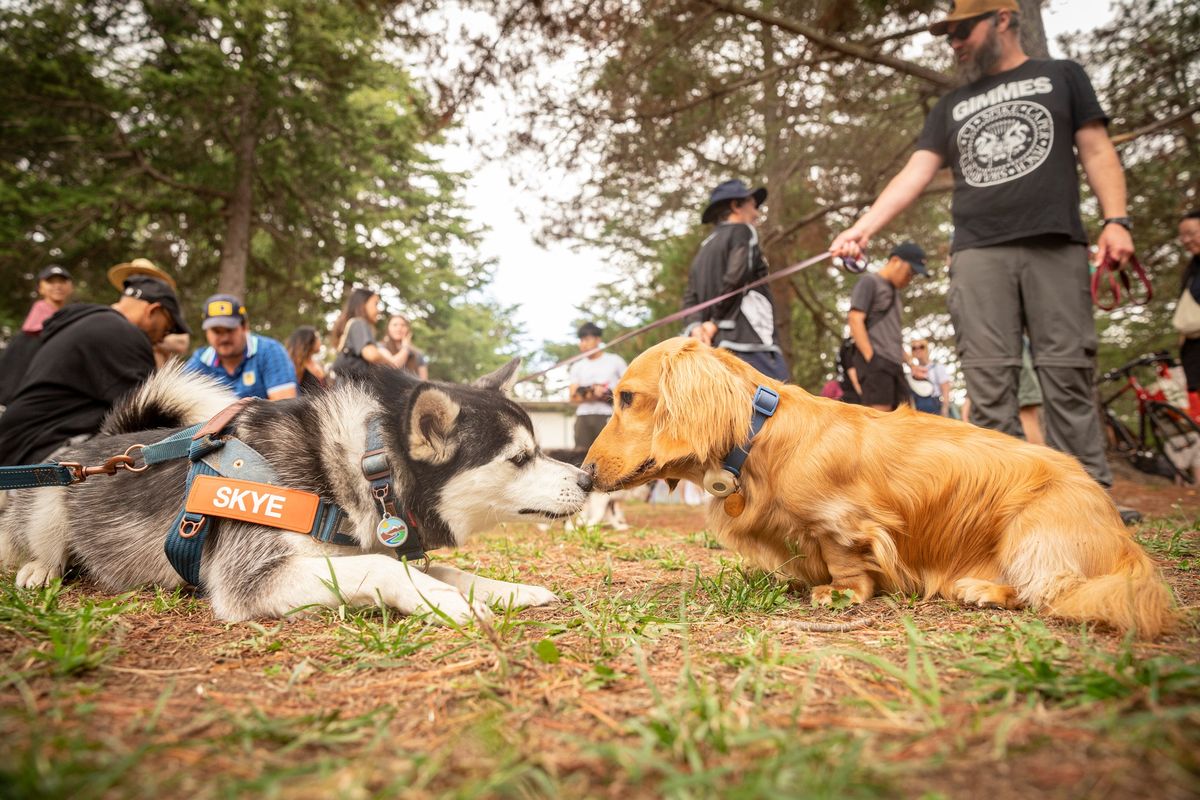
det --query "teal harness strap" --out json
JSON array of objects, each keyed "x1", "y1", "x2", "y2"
[
  {"x1": 164, "y1": 431, "x2": 360, "y2": 586},
  {"x1": 0, "y1": 463, "x2": 79, "y2": 490}
]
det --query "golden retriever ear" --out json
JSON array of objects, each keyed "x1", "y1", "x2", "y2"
[{"x1": 651, "y1": 341, "x2": 754, "y2": 466}]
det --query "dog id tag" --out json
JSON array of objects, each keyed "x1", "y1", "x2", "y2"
[
  {"x1": 377, "y1": 515, "x2": 409, "y2": 548},
  {"x1": 723, "y1": 492, "x2": 746, "y2": 517}
]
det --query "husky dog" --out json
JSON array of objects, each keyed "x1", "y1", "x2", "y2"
[{"x1": 0, "y1": 360, "x2": 591, "y2": 625}]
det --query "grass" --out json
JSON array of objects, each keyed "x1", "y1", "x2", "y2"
[{"x1": 0, "y1": 500, "x2": 1198, "y2": 798}]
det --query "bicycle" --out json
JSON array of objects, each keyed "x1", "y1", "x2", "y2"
[{"x1": 1099, "y1": 352, "x2": 1200, "y2": 484}]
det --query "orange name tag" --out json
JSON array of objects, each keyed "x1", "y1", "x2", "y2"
[{"x1": 185, "y1": 475, "x2": 319, "y2": 533}]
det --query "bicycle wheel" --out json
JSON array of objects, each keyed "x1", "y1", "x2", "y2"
[
  {"x1": 1145, "y1": 401, "x2": 1200, "y2": 484},
  {"x1": 1102, "y1": 407, "x2": 1139, "y2": 460}
]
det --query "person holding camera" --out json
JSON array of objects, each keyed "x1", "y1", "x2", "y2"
[{"x1": 568, "y1": 322, "x2": 627, "y2": 451}]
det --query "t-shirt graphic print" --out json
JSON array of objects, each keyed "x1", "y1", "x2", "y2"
[
  {"x1": 916, "y1": 59, "x2": 1107, "y2": 252},
  {"x1": 957, "y1": 95, "x2": 1054, "y2": 187}
]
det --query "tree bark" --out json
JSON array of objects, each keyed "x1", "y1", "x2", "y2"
[
  {"x1": 217, "y1": 86, "x2": 259, "y2": 299},
  {"x1": 758, "y1": 16, "x2": 794, "y2": 372},
  {"x1": 1017, "y1": 0, "x2": 1050, "y2": 59}
]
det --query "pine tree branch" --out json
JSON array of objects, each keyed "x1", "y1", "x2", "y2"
[
  {"x1": 1111, "y1": 103, "x2": 1200, "y2": 146},
  {"x1": 699, "y1": 0, "x2": 955, "y2": 90}
]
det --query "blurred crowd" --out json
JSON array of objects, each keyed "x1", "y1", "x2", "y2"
[{"x1": 0, "y1": 259, "x2": 429, "y2": 466}]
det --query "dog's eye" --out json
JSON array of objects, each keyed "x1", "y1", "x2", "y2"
[
  {"x1": 509, "y1": 452, "x2": 531, "y2": 468},
  {"x1": 620, "y1": 391, "x2": 633, "y2": 408}
]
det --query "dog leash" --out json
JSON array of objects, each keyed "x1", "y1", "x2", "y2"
[
  {"x1": 517, "y1": 251, "x2": 864, "y2": 384},
  {"x1": 1092, "y1": 254, "x2": 1152, "y2": 311}
]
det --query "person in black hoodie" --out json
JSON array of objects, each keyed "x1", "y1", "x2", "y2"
[
  {"x1": 0, "y1": 276, "x2": 189, "y2": 466},
  {"x1": 1179, "y1": 210, "x2": 1200, "y2": 392},
  {"x1": 682, "y1": 179, "x2": 788, "y2": 381}
]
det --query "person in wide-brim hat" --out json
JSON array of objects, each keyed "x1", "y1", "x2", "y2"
[
  {"x1": 108, "y1": 257, "x2": 177, "y2": 291},
  {"x1": 701, "y1": 179, "x2": 767, "y2": 225},
  {"x1": 928, "y1": 0, "x2": 1019, "y2": 36}
]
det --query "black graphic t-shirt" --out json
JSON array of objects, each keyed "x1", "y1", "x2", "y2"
[{"x1": 915, "y1": 59, "x2": 1107, "y2": 252}]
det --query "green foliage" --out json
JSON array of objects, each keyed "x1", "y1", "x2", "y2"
[
  {"x1": 0, "y1": 0, "x2": 518, "y2": 381},
  {"x1": 0, "y1": 580, "x2": 133, "y2": 676}
]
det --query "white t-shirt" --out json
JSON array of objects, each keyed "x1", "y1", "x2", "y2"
[
  {"x1": 926, "y1": 361, "x2": 951, "y2": 392},
  {"x1": 569, "y1": 351, "x2": 627, "y2": 416}
]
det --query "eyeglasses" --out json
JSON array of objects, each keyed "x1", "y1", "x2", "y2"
[{"x1": 946, "y1": 12, "x2": 996, "y2": 43}]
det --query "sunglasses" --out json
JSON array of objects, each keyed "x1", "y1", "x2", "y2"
[{"x1": 946, "y1": 11, "x2": 996, "y2": 43}]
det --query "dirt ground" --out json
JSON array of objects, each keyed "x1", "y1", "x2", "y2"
[{"x1": 1, "y1": 464, "x2": 1198, "y2": 799}]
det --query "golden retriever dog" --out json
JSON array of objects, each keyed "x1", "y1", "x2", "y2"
[{"x1": 584, "y1": 338, "x2": 1175, "y2": 638}]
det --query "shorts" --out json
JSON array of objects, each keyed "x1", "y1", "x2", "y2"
[
  {"x1": 574, "y1": 414, "x2": 610, "y2": 451},
  {"x1": 853, "y1": 352, "x2": 908, "y2": 410}
]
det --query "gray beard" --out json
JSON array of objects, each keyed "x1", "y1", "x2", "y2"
[{"x1": 956, "y1": 28, "x2": 1004, "y2": 86}]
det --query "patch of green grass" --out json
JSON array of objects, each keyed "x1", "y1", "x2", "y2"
[
  {"x1": 823, "y1": 618, "x2": 947, "y2": 727},
  {"x1": 691, "y1": 563, "x2": 794, "y2": 614},
  {"x1": 687, "y1": 529, "x2": 723, "y2": 549},
  {"x1": 331, "y1": 605, "x2": 439, "y2": 665},
  {"x1": 1136, "y1": 520, "x2": 1199, "y2": 570},
  {"x1": 565, "y1": 589, "x2": 679, "y2": 657},
  {"x1": 0, "y1": 580, "x2": 134, "y2": 676},
  {"x1": 941, "y1": 620, "x2": 1200, "y2": 708},
  {"x1": 585, "y1": 638, "x2": 890, "y2": 799}
]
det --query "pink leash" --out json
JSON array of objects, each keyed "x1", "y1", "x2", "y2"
[
  {"x1": 517, "y1": 251, "x2": 864, "y2": 384},
  {"x1": 1092, "y1": 254, "x2": 1152, "y2": 311}
]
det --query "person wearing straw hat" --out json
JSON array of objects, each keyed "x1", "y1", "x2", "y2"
[
  {"x1": 108, "y1": 258, "x2": 190, "y2": 366},
  {"x1": 682, "y1": 178, "x2": 788, "y2": 381},
  {"x1": 0, "y1": 273, "x2": 189, "y2": 466},
  {"x1": 829, "y1": 0, "x2": 1135, "y2": 515}
]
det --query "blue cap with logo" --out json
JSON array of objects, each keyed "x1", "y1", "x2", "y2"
[{"x1": 202, "y1": 294, "x2": 247, "y2": 330}]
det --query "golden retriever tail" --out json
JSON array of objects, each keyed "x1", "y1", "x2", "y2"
[{"x1": 1042, "y1": 536, "x2": 1176, "y2": 639}]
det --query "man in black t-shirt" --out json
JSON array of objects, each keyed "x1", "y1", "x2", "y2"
[
  {"x1": 830, "y1": 0, "x2": 1134, "y2": 503},
  {"x1": 0, "y1": 275, "x2": 190, "y2": 466}
]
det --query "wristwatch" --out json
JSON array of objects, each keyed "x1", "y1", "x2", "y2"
[{"x1": 1102, "y1": 216, "x2": 1132, "y2": 231}]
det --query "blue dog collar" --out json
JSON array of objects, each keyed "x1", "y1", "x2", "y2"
[{"x1": 721, "y1": 385, "x2": 779, "y2": 478}]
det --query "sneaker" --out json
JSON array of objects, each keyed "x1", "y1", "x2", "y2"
[{"x1": 1116, "y1": 504, "x2": 1143, "y2": 526}]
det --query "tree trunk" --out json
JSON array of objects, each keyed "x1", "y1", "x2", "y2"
[
  {"x1": 758, "y1": 19, "x2": 794, "y2": 373},
  {"x1": 217, "y1": 87, "x2": 259, "y2": 299},
  {"x1": 1017, "y1": 0, "x2": 1050, "y2": 59}
]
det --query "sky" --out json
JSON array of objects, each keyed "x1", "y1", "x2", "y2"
[{"x1": 438, "y1": 0, "x2": 1118, "y2": 354}]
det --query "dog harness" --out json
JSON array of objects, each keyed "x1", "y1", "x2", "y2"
[{"x1": 0, "y1": 398, "x2": 427, "y2": 587}]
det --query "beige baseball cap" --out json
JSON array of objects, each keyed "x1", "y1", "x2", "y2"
[
  {"x1": 107, "y1": 257, "x2": 177, "y2": 291},
  {"x1": 929, "y1": 0, "x2": 1019, "y2": 36}
]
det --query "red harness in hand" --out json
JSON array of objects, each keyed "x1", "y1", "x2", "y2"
[{"x1": 1092, "y1": 255, "x2": 1152, "y2": 311}]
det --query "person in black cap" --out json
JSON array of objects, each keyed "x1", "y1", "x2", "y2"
[
  {"x1": 681, "y1": 179, "x2": 788, "y2": 381},
  {"x1": 0, "y1": 274, "x2": 189, "y2": 466},
  {"x1": 845, "y1": 241, "x2": 928, "y2": 412},
  {"x1": 0, "y1": 265, "x2": 75, "y2": 406}
]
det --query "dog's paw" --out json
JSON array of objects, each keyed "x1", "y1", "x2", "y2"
[
  {"x1": 412, "y1": 586, "x2": 492, "y2": 627},
  {"x1": 15, "y1": 561, "x2": 61, "y2": 589},
  {"x1": 509, "y1": 584, "x2": 559, "y2": 609},
  {"x1": 952, "y1": 578, "x2": 1020, "y2": 610},
  {"x1": 810, "y1": 585, "x2": 863, "y2": 607}
]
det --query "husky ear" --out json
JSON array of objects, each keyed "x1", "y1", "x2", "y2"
[
  {"x1": 407, "y1": 387, "x2": 461, "y2": 464},
  {"x1": 473, "y1": 357, "x2": 522, "y2": 393}
]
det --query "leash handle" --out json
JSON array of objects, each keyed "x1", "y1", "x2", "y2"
[
  {"x1": 1092, "y1": 254, "x2": 1152, "y2": 312},
  {"x1": 832, "y1": 255, "x2": 867, "y2": 273}
]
